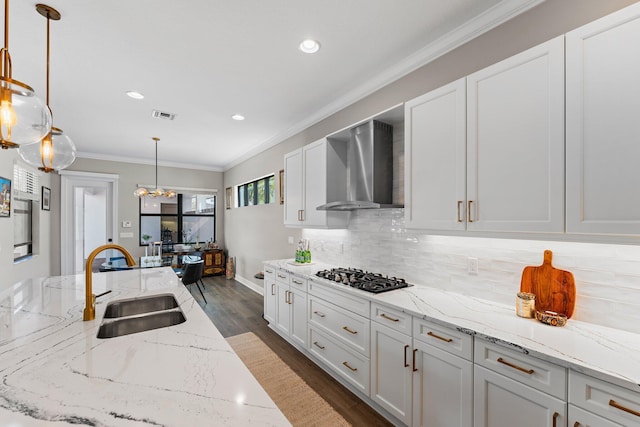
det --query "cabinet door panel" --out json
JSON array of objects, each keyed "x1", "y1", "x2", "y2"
[
  {"x1": 413, "y1": 340, "x2": 472, "y2": 427},
  {"x1": 284, "y1": 148, "x2": 303, "y2": 226},
  {"x1": 566, "y1": 3, "x2": 640, "y2": 235},
  {"x1": 467, "y1": 36, "x2": 565, "y2": 233},
  {"x1": 263, "y1": 277, "x2": 276, "y2": 324},
  {"x1": 474, "y1": 366, "x2": 566, "y2": 427},
  {"x1": 275, "y1": 284, "x2": 291, "y2": 335},
  {"x1": 303, "y1": 140, "x2": 328, "y2": 227},
  {"x1": 289, "y1": 286, "x2": 308, "y2": 347},
  {"x1": 569, "y1": 405, "x2": 623, "y2": 427},
  {"x1": 405, "y1": 78, "x2": 466, "y2": 230},
  {"x1": 370, "y1": 322, "x2": 412, "y2": 425}
]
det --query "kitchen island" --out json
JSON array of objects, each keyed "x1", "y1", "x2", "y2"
[{"x1": 0, "y1": 267, "x2": 291, "y2": 426}]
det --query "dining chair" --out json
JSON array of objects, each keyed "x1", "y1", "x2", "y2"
[{"x1": 181, "y1": 260, "x2": 207, "y2": 303}]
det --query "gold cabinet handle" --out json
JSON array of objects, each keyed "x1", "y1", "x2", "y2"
[
  {"x1": 271, "y1": 283, "x2": 275, "y2": 296},
  {"x1": 404, "y1": 344, "x2": 409, "y2": 368},
  {"x1": 313, "y1": 311, "x2": 326, "y2": 318},
  {"x1": 609, "y1": 399, "x2": 640, "y2": 417},
  {"x1": 380, "y1": 313, "x2": 399, "y2": 322},
  {"x1": 552, "y1": 412, "x2": 559, "y2": 427},
  {"x1": 497, "y1": 357, "x2": 534, "y2": 375},
  {"x1": 288, "y1": 291, "x2": 293, "y2": 305},
  {"x1": 412, "y1": 348, "x2": 418, "y2": 372},
  {"x1": 292, "y1": 279, "x2": 303, "y2": 285},
  {"x1": 265, "y1": 269, "x2": 273, "y2": 274},
  {"x1": 342, "y1": 361, "x2": 357, "y2": 372},
  {"x1": 297, "y1": 210, "x2": 302, "y2": 221},
  {"x1": 278, "y1": 273, "x2": 287, "y2": 279},
  {"x1": 457, "y1": 200, "x2": 463, "y2": 222},
  {"x1": 313, "y1": 341, "x2": 325, "y2": 350},
  {"x1": 342, "y1": 326, "x2": 358, "y2": 335},
  {"x1": 468, "y1": 200, "x2": 474, "y2": 222},
  {"x1": 427, "y1": 331, "x2": 453, "y2": 343}
]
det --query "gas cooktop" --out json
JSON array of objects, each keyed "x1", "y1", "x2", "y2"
[{"x1": 315, "y1": 267, "x2": 411, "y2": 294}]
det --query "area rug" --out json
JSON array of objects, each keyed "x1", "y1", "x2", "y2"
[{"x1": 226, "y1": 332, "x2": 351, "y2": 427}]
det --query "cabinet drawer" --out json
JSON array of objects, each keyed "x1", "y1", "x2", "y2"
[
  {"x1": 371, "y1": 302, "x2": 412, "y2": 335},
  {"x1": 289, "y1": 274, "x2": 308, "y2": 292},
  {"x1": 475, "y1": 340, "x2": 566, "y2": 399},
  {"x1": 275, "y1": 269, "x2": 290, "y2": 284},
  {"x1": 413, "y1": 317, "x2": 473, "y2": 361},
  {"x1": 263, "y1": 264, "x2": 276, "y2": 280},
  {"x1": 308, "y1": 279, "x2": 370, "y2": 317},
  {"x1": 569, "y1": 405, "x2": 623, "y2": 427},
  {"x1": 309, "y1": 326, "x2": 370, "y2": 395},
  {"x1": 309, "y1": 296, "x2": 369, "y2": 356},
  {"x1": 570, "y1": 371, "x2": 640, "y2": 426}
]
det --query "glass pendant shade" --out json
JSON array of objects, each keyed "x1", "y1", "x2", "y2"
[
  {"x1": 18, "y1": 126, "x2": 76, "y2": 172},
  {"x1": 134, "y1": 137, "x2": 176, "y2": 198},
  {"x1": 0, "y1": 68, "x2": 52, "y2": 150}
]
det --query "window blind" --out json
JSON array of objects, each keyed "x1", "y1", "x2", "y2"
[{"x1": 13, "y1": 164, "x2": 40, "y2": 201}]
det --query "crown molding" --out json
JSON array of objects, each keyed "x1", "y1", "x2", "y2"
[{"x1": 223, "y1": 0, "x2": 546, "y2": 172}]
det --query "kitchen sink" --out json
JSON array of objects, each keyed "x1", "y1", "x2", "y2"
[
  {"x1": 103, "y1": 294, "x2": 179, "y2": 318},
  {"x1": 97, "y1": 310, "x2": 186, "y2": 339}
]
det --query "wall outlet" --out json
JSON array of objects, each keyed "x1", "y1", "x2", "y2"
[
  {"x1": 288, "y1": 236, "x2": 294, "y2": 244},
  {"x1": 467, "y1": 257, "x2": 479, "y2": 275},
  {"x1": 122, "y1": 220, "x2": 132, "y2": 228}
]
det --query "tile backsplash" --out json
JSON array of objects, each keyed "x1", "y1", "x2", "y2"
[{"x1": 303, "y1": 209, "x2": 640, "y2": 334}]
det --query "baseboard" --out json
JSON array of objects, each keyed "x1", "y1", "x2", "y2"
[{"x1": 235, "y1": 274, "x2": 263, "y2": 295}]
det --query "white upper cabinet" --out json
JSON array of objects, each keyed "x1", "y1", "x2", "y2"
[
  {"x1": 284, "y1": 138, "x2": 349, "y2": 228},
  {"x1": 405, "y1": 78, "x2": 467, "y2": 230},
  {"x1": 566, "y1": 3, "x2": 640, "y2": 235},
  {"x1": 466, "y1": 35, "x2": 565, "y2": 233}
]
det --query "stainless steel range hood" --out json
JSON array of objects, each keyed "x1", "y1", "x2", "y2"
[{"x1": 317, "y1": 120, "x2": 400, "y2": 211}]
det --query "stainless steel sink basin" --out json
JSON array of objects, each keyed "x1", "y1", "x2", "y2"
[
  {"x1": 97, "y1": 310, "x2": 186, "y2": 339},
  {"x1": 103, "y1": 294, "x2": 179, "y2": 318}
]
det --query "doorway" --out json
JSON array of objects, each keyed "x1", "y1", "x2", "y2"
[{"x1": 60, "y1": 171, "x2": 119, "y2": 275}]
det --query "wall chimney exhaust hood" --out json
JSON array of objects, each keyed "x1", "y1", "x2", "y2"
[{"x1": 317, "y1": 120, "x2": 401, "y2": 211}]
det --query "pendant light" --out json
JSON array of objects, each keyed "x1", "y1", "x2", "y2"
[
  {"x1": 134, "y1": 137, "x2": 176, "y2": 198},
  {"x1": 0, "y1": 0, "x2": 51, "y2": 149},
  {"x1": 18, "y1": 4, "x2": 76, "y2": 172}
]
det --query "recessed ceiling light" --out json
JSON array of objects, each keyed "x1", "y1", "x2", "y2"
[
  {"x1": 126, "y1": 91, "x2": 144, "y2": 100},
  {"x1": 231, "y1": 114, "x2": 245, "y2": 121},
  {"x1": 299, "y1": 39, "x2": 320, "y2": 54}
]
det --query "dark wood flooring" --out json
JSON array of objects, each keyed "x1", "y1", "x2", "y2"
[{"x1": 195, "y1": 275, "x2": 393, "y2": 427}]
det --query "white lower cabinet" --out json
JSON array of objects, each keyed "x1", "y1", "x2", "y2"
[
  {"x1": 569, "y1": 405, "x2": 622, "y2": 427},
  {"x1": 263, "y1": 276, "x2": 276, "y2": 324},
  {"x1": 474, "y1": 339, "x2": 567, "y2": 427},
  {"x1": 370, "y1": 321, "x2": 413, "y2": 425},
  {"x1": 271, "y1": 268, "x2": 308, "y2": 348}
]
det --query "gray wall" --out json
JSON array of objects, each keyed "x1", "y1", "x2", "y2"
[{"x1": 223, "y1": 0, "x2": 640, "y2": 287}]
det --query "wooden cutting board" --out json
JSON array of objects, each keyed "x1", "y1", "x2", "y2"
[{"x1": 520, "y1": 250, "x2": 576, "y2": 318}]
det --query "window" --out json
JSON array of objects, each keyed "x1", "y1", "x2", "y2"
[
  {"x1": 237, "y1": 174, "x2": 275, "y2": 207},
  {"x1": 13, "y1": 164, "x2": 39, "y2": 261},
  {"x1": 139, "y1": 193, "x2": 216, "y2": 246}
]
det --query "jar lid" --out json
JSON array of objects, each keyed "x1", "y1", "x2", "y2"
[{"x1": 517, "y1": 292, "x2": 536, "y2": 300}]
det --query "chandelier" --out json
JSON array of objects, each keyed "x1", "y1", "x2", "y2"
[
  {"x1": 0, "y1": 0, "x2": 51, "y2": 149},
  {"x1": 18, "y1": 3, "x2": 76, "y2": 172},
  {"x1": 134, "y1": 137, "x2": 176, "y2": 198}
]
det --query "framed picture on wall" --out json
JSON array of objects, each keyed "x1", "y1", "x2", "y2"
[
  {"x1": 0, "y1": 176, "x2": 10, "y2": 217},
  {"x1": 279, "y1": 169, "x2": 284, "y2": 205},
  {"x1": 225, "y1": 187, "x2": 232, "y2": 210},
  {"x1": 42, "y1": 186, "x2": 51, "y2": 211}
]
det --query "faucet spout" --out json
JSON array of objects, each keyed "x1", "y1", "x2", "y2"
[{"x1": 84, "y1": 244, "x2": 136, "y2": 321}]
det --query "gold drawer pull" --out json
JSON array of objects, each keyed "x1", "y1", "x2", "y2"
[
  {"x1": 412, "y1": 348, "x2": 418, "y2": 372},
  {"x1": 427, "y1": 331, "x2": 453, "y2": 343},
  {"x1": 313, "y1": 311, "x2": 326, "y2": 318},
  {"x1": 380, "y1": 313, "x2": 399, "y2": 322},
  {"x1": 497, "y1": 357, "x2": 534, "y2": 375},
  {"x1": 342, "y1": 361, "x2": 357, "y2": 372},
  {"x1": 292, "y1": 279, "x2": 303, "y2": 285},
  {"x1": 271, "y1": 283, "x2": 275, "y2": 296},
  {"x1": 457, "y1": 200, "x2": 463, "y2": 222},
  {"x1": 609, "y1": 399, "x2": 640, "y2": 417},
  {"x1": 552, "y1": 412, "x2": 559, "y2": 427},
  {"x1": 342, "y1": 326, "x2": 358, "y2": 335},
  {"x1": 278, "y1": 274, "x2": 287, "y2": 279},
  {"x1": 265, "y1": 269, "x2": 273, "y2": 274},
  {"x1": 313, "y1": 341, "x2": 325, "y2": 350}
]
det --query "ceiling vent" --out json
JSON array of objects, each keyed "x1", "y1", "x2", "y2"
[{"x1": 151, "y1": 109, "x2": 176, "y2": 120}]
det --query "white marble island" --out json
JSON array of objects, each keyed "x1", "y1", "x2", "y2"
[{"x1": 0, "y1": 268, "x2": 291, "y2": 426}]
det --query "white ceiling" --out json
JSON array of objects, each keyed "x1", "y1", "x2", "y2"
[{"x1": 3, "y1": 0, "x2": 541, "y2": 171}]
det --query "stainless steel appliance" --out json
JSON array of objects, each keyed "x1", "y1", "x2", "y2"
[{"x1": 315, "y1": 267, "x2": 411, "y2": 293}]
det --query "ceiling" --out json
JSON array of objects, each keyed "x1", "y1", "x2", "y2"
[{"x1": 3, "y1": 0, "x2": 540, "y2": 171}]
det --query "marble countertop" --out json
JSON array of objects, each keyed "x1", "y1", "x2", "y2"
[
  {"x1": 266, "y1": 259, "x2": 640, "y2": 393},
  {"x1": 0, "y1": 268, "x2": 291, "y2": 426}
]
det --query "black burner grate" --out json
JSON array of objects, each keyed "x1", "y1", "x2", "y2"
[{"x1": 315, "y1": 268, "x2": 410, "y2": 293}]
